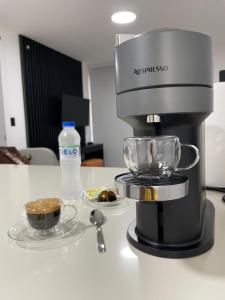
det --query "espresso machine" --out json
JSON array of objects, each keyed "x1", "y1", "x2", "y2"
[{"x1": 114, "y1": 29, "x2": 215, "y2": 258}]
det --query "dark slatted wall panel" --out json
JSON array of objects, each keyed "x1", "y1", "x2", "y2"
[{"x1": 20, "y1": 35, "x2": 83, "y2": 154}]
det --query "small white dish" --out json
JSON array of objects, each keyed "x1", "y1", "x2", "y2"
[{"x1": 82, "y1": 187, "x2": 123, "y2": 208}]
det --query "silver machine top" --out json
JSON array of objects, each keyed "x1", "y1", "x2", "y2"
[{"x1": 115, "y1": 29, "x2": 213, "y2": 117}]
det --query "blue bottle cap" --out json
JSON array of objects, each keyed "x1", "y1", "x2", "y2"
[{"x1": 62, "y1": 121, "x2": 76, "y2": 127}]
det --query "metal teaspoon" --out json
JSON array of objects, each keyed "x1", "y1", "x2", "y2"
[{"x1": 90, "y1": 209, "x2": 106, "y2": 253}]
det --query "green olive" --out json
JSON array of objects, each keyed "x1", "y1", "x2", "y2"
[{"x1": 98, "y1": 190, "x2": 117, "y2": 202}]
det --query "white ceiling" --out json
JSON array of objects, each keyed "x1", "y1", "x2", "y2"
[{"x1": 0, "y1": 0, "x2": 225, "y2": 68}]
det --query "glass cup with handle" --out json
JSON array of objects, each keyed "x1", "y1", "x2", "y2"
[
  {"x1": 24, "y1": 197, "x2": 77, "y2": 238},
  {"x1": 124, "y1": 136, "x2": 200, "y2": 180}
]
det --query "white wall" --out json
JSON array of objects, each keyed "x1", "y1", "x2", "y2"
[
  {"x1": 90, "y1": 66, "x2": 132, "y2": 167},
  {"x1": 82, "y1": 62, "x2": 93, "y2": 143},
  {"x1": 214, "y1": 49, "x2": 224, "y2": 82},
  {"x1": 0, "y1": 27, "x2": 27, "y2": 149},
  {"x1": 205, "y1": 82, "x2": 225, "y2": 187},
  {"x1": 0, "y1": 58, "x2": 6, "y2": 145},
  {"x1": 213, "y1": 46, "x2": 225, "y2": 82}
]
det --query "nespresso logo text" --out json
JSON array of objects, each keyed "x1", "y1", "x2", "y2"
[{"x1": 134, "y1": 65, "x2": 168, "y2": 75}]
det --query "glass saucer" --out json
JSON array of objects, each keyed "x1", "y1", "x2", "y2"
[{"x1": 8, "y1": 218, "x2": 86, "y2": 251}]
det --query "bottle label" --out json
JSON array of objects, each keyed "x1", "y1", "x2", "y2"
[{"x1": 59, "y1": 145, "x2": 80, "y2": 159}]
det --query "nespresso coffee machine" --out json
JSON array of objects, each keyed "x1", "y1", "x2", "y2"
[{"x1": 114, "y1": 29, "x2": 215, "y2": 258}]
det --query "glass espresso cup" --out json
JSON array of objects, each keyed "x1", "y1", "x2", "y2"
[
  {"x1": 24, "y1": 198, "x2": 77, "y2": 237},
  {"x1": 124, "y1": 136, "x2": 200, "y2": 179}
]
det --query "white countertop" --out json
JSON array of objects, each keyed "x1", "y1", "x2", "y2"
[{"x1": 0, "y1": 165, "x2": 225, "y2": 300}]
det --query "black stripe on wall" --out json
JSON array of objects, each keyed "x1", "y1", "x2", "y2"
[{"x1": 20, "y1": 35, "x2": 83, "y2": 154}]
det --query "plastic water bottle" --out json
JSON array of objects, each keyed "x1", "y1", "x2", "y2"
[{"x1": 58, "y1": 121, "x2": 82, "y2": 201}]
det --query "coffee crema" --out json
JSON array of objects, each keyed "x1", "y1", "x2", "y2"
[{"x1": 25, "y1": 198, "x2": 61, "y2": 214}]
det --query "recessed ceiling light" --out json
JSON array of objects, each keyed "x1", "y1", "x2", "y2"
[{"x1": 111, "y1": 11, "x2": 136, "y2": 24}]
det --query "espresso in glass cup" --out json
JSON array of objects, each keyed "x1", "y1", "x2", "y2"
[
  {"x1": 124, "y1": 136, "x2": 200, "y2": 180},
  {"x1": 24, "y1": 198, "x2": 76, "y2": 236},
  {"x1": 25, "y1": 198, "x2": 61, "y2": 231}
]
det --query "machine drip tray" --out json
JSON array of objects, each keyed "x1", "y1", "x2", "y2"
[
  {"x1": 115, "y1": 173, "x2": 189, "y2": 201},
  {"x1": 127, "y1": 199, "x2": 215, "y2": 259}
]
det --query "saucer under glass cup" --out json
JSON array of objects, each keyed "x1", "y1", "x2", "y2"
[{"x1": 7, "y1": 197, "x2": 81, "y2": 249}]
